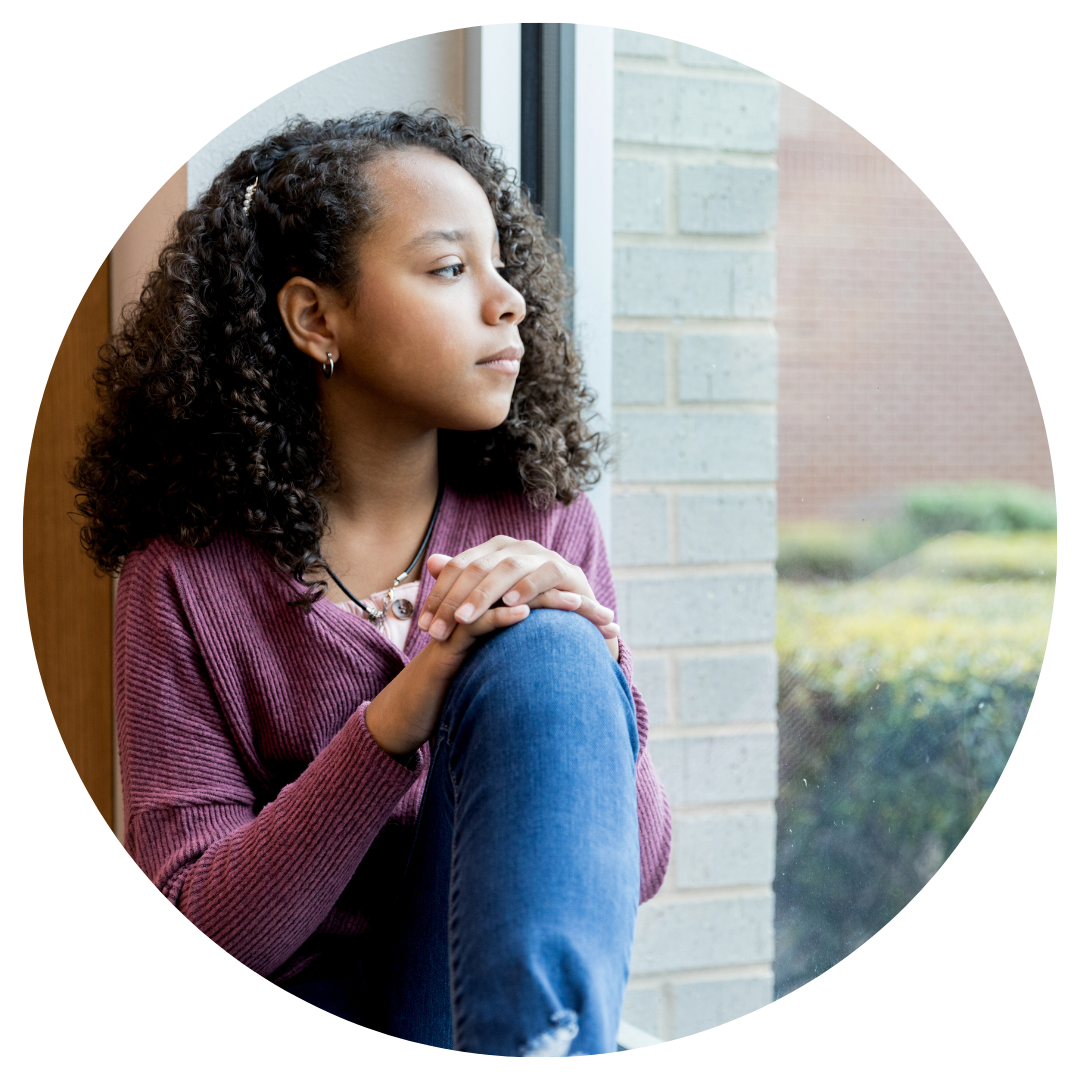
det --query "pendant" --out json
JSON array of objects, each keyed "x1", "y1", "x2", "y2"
[
  {"x1": 390, "y1": 597, "x2": 414, "y2": 620},
  {"x1": 358, "y1": 599, "x2": 384, "y2": 626}
]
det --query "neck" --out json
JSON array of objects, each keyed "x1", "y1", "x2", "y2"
[
  {"x1": 315, "y1": 383, "x2": 442, "y2": 600},
  {"x1": 321, "y1": 387, "x2": 441, "y2": 525}
]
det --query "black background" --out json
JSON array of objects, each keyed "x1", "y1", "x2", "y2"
[{"x1": 21, "y1": 21, "x2": 1058, "y2": 1058}]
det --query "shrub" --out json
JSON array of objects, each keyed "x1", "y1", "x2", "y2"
[
  {"x1": 890, "y1": 530, "x2": 1056, "y2": 581},
  {"x1": 776, "y1": 520, "x2": 921, "y2": 581},
  {"x1": 777, "y1": 481, "x2": 1056, "y2": 581},
  {"x1": 774, "y1": 575, "x2": 1053, "y2": 997},
  {"x1": 903, "y1": 481, "x2": 1056, "y2": 535}
]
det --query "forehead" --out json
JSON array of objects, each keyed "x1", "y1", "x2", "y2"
[{"x1": 364, "y1": 147, "x2": 495, "y2": 237}]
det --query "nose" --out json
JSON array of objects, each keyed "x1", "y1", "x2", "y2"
[{"x1": 483, "y1": 268, "x2": 527, "y2": 327}]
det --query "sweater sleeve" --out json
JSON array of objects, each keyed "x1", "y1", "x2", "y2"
[
  {"x1": 115, "y1": 546, "x2": 422, "y2": 977},
  {"x1": 552, "y1": 498, "x2": 672, "y2": 902}
]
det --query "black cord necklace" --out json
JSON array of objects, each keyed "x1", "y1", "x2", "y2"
[{"x1": 325, "y1": 484, "x2": 444, "y2": 626}]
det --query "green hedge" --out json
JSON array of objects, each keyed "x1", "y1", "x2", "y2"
[
  {"x1": 774, "y1": 573, "x2": 1053, "y2": 996},
  {"x1": 776, "y1": 520, "x2": 919, "y2": 581},
  {"x1": 904, "y1": 481, "x2": 1057, "y2": 535},
  {"x1": 891, "y1": 530, "x2": 1056, "y2": 581},
  {"x1": 778, "y1": 481, "x2": 1056, "y2": 581}
]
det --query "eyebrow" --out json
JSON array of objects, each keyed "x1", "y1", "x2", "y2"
[{"x1": 405, "y1": 228, "x2": 471, "y2": 249}]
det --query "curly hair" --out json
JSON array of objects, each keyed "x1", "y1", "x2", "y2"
[{"x1": 73, "y1": 110, "x2": 606, "y2": 603}]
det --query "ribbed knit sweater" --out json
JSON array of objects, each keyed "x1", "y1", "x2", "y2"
[{"x1": 115, "y1": 486, "x2": 672, "y2": 984}]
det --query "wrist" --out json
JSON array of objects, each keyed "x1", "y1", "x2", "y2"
[
  {"x1": 364, "y1": 644, "x2": 460, "y2": 758},
  {"x1": 363, "y1": 696, "x2": 414, "y2": 758}
]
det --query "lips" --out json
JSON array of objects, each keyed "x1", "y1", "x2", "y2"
[{"x1": 477, "y1": 346, "x2": 524, "y2": 374}]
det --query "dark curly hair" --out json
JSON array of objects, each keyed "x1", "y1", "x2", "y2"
[{"x1": 74, "y1": 110, "x2": 606, "y2": 603}]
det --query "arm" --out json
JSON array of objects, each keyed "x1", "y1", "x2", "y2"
[{"x1": 116, "y1": 548, "x2": 422, "y2": 977}]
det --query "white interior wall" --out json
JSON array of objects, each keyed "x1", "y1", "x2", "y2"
[
  {"x1": 464, "y1": 24, "x2": 521, "y2": 178},
  {"x1": 187, "y1": 31, "x2": 466, "y2": 204}
]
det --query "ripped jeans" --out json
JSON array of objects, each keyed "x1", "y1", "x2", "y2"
[{"x1": 285, "y1": 608, "x2": 641, "y2": 1056}]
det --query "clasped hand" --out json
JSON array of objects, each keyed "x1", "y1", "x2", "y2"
[
  {"x1": 364, "y1": 536, "x2": 620, "y2": 760},
  {"x1": 419, "y1": 535, "x2": 619, "y2": 656}
]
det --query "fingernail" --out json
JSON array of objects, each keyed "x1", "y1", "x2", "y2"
[
  {"x1": 457, "y1": 603, "x2": 474, "y2": 622},
  {"x1": 597, "y1": 606, "x2": 614, "y2": 619},
  {"x1": 503, "y1": 590, "x2": 519, "y2": 605},
  {"x1": 430, "y1": 619, "x2": 447, "y2": 639},
  {"x1": 418, "y1": 612, "x2": 432, "y2": 631}
]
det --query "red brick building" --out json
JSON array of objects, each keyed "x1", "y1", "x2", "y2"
[{"x1": 775, "y1": 86, "x2": 1053, "y2": 522}]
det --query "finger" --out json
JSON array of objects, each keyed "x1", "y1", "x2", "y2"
[
  {"x1": 464, "y1": 603, "x2": 531, "y2": 637},
  {"x1": 428, "y1": 544, "x2": 550, "y2": 635},
  {"x1": 572, "y1": 594, "x2": 617, "y2": 626},
  {"x1": 419, "y1": 554, "x2": 456, "y2": 632},
  {"x1": 420, "y1": 537, "x2": 517, "y2": 630},
  {"x1": 425, "y1": 552, "x2": 529, "y2": 640},
  {"x1": 420, "y1": 552, "x2": 489, "y2": 632},
  {"x1": 426, "y1": 553, "x2": 453, "y2": 577},
  {"x1": 528, "y1": 588, "x2": 615, "y2": 627},
  {"x1": 497, "y1": 558, "x2": 570, "y2": 607},
  {"x1": 519, "y1": 591, "x2": 620, "y2": 645},
  {"x1": 451, "y1": 552, "x2": 551, "y2": 625},
  {"x1": 442, "y1": 603, "x2": 530, "y2": 654},
  {"x1": 527, "y1": 588, "x2": 583, "y2": 611},
  {"x1": 500, "y1": 559, "x2": 594, "y2": 609}
]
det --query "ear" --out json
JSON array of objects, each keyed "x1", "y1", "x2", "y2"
[{"x1": 276, "y1": 276, "x2": 343, "y2": 366}]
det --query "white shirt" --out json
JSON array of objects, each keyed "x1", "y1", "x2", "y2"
[{"x1": 334, "y1": 580, "x2": 420, "y2": 652}]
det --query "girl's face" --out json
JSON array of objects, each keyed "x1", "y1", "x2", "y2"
[{"x1": 324, "y1": 147, "x2": 527, "y2": 433}]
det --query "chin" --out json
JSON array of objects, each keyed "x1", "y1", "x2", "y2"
[{"x1": 442, "y1": 399, "x2": 514, "y2": 433}]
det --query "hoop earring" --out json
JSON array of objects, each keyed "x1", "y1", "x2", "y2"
[{"x1": 322, "y1": 352, "x2": 335, "y2": 379}]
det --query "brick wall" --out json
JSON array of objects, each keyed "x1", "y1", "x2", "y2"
[
  {"x1": 776, "y1": 86, "x2": 1053, "y2": 521},
  {"x1": 611, "y1": 30, "x2": 778, "y2": 1041}
]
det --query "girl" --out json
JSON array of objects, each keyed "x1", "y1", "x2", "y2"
[{"x1": 75, "y1": 110, "x2": 671, "y2": 1057}]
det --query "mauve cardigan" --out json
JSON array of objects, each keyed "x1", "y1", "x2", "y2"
[{"x1": 115, "y1": 485, "x2": 672, "y2": 983}]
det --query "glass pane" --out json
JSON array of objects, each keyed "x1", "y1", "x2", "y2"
[{"x1": 772, "y1": 85, "x2": 1053, "y2": 998}]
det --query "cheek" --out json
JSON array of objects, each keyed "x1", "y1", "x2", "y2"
[
  {"x1": 355, "y1": 280, "x2": 414, "y2": 338},
  {"x1": 411, "y1": 311, "x2": 471, "y2": 354},
  {"x1": 361, "y1": 283, "x2": 471, "y2": 358}
]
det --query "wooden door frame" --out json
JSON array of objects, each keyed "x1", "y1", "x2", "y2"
[
  {"x1": 24, "y1": 165, "x2": 188, "y2": 835},
  {"x1": 24, "y1": 260, "x2": 115, "y2": 825}
]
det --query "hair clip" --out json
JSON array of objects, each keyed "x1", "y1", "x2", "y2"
[{"x1": 242, "y1": 178, "x2": 258, "y2": 217}]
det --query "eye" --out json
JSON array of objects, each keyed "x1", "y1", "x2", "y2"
[{"x1": 431, "y1": 262, "x2": 465, "y2": 279}]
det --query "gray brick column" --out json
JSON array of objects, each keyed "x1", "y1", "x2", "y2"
[{"x1": 611, "y1": 30, "x2": 779, "y2": 1042}]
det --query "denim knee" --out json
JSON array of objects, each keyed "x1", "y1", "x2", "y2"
[
  {"x1": 459, "y1": 608, "x2": 614, "y2": 688},
  {"x1": 495, "y1": 606, "x2": 608, "y2": 652},
  {"x1": 441, "y1": 609, "x2": 638, "y2": 760}
]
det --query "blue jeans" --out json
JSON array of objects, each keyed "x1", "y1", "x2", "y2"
[{"x1": 285, "y1": 609, "x2": 641, "y2": 1055}]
